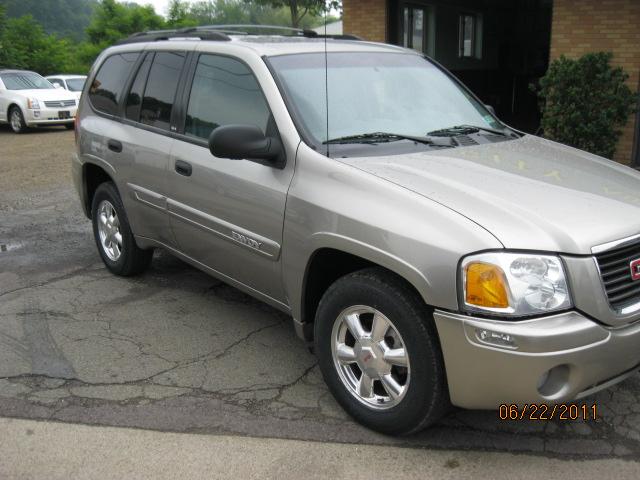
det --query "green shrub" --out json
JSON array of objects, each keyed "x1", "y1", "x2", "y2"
[{"x1": 534, "y1": 52, "x2": 638, "y2": 159}]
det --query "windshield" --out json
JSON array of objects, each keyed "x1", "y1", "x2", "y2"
[
  {"x1": 66, "y1": 78, "x2": 86, "y2": 92},
  {"x1": 0, "y1": 72, "x2": 54, "y2": 90},
  {"x1": 269, "y1": 52, "x2": 504, "y2": 146}
]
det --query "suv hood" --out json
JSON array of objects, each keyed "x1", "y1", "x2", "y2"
[{"x1": 338, "y1": 135, "x2": 640, "y2": 254}]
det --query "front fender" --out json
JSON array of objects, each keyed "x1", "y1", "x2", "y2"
[{"x1": 282, "y1": 144, "x2": 503, "y2": 326}]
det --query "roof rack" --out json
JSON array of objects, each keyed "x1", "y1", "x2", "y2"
[
  {"x1": 200, "y1": 24, "x2": 361, "y2": 40},
  {"x1": 192, "y1": 24, "x2": 308, "y2": 35},
  {"x1": 116, "y1": 28, "x2": 231, "y2": 45},
  {"x1": 115, "y1": 25, "x2": 361, "y2": 45}
]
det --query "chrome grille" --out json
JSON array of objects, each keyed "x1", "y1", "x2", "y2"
[
  {"x1": 44, "y1": 99, "x2": 75, "y2": 108},
  {"x1": 595, "y1": 239, "x2": 640, "y2": 310}
]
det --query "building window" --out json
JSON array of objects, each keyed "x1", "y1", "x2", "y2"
[
  {"x1": 403, "y1": 6, "x2": 427, "y2": 53},
  {"x1": 459, "y1": 13, "x2": 480, "y2": 58},
  {"x1": 458, "y1": 13, "x2": 482, "y2": 59}
]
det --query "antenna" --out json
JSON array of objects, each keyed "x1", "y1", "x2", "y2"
[{"x1": 324, "y1": 3, "x2": 330, "y2": 157}]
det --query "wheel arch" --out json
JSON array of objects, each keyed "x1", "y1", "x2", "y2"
[
  {"x1": 294, "y1": 234, "x2": 434, "y2": 342},
  {"x1": 83, "y1": 161, "x2": 115, "y2": 219},
  {"x1": 7, "y1": 102, "x2": 22, "y2": 119}
]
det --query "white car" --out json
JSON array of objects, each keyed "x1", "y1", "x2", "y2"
[
  {"x1": 45, "y1": 74, "x2": 87, "y2": 100},
  {"x1": 0, "y1": 69, "x2": 78, "y2": 133}
]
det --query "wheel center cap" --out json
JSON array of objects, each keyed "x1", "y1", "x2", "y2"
[{"x1": 354, "y1": 341, "x2": 385, "y2": 379}]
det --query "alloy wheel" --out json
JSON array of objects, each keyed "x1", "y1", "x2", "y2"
[
  {"x1": 331, "y1": 305, "x2": 410, "y2": 410},
  {"x1": 10, "y1": 110, "x2": 22, "y2": 132},
  {"x1": 97, "y1": 200, "x2": 123, "y2": 261}
]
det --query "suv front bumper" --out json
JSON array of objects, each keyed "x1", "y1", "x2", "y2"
[{"x1": 434, "y1": 310, "x2": 640, "y2": 409}]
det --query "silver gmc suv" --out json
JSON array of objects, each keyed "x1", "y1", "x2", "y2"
[{"x1": 73, "y1": 26, "x2": 640, "y2": 435}]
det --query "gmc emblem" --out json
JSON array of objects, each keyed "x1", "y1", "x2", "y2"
[{"x1": 631, "y1": 259, "x2": 640, "y2": 281}]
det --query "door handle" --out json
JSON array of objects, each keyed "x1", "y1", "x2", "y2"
[
  {"x1": 175, "y1": 159, "x2": 192, "y2": 177},
  {"x1": 107, "y1": 139, "x2": 122, "y2": 153}
]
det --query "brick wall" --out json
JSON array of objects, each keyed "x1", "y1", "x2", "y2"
[
  {"x1": 550, "y1": 0, "x2": 640, "y2": 164},
  {"x1": 342, "y1": 0, "x2": 387, "y2": 43}
]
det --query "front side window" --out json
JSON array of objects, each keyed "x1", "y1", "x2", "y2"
[
  {"x1": 140, "y1": 51, "x2": 186, "y2": 130},
  {"x1": 1, "y1": 72, "x2": 53, "y2": 90},
  {"x1": 184, "y1": 54, "x2": 270, "y2": 140},
  {"x1": 269, "y1": 52, "x2": 502, "y2": 146},
  {"x1": 89, "y1": 52, "x2": 140, "y2": 116}
]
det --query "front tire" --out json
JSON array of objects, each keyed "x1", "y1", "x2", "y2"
[
  {"x1": 91, "y1": 182, "x2": 153, "y2": 276},
  {"x1": 315, "y1": 268, "x2": 449, "y2": 435},
  {"x1": 65, "y1": 123, "x2": 74, "y2": 130},
  {"x1": 9, "y1": 106, "x2": 27, "y2": 133}
]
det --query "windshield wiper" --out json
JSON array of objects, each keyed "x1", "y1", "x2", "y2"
[
  {"x1": 323, "y1": 132, "x2": 454, "y2": 147},
  {"x1": 428, "y1": 124, "x2": 515, "y2": 137}
]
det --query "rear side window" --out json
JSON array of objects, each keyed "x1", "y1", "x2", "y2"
[
  {"x1": 89, "y1": 52, "x2": 140, "y2": 116},
  {"x1": 140, "y1": 51, "x2": 186, "y2": 131},
  {"x1": 184, "y1": 54, "x2": 270, "y2": 140},
  {"x1": 125, "y1": 53, "x2": 153, "y2": 121}
]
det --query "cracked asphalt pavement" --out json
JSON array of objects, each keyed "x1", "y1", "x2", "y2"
[{"x1": 1, "y1": 126, "x2": 640, "y2": 462}]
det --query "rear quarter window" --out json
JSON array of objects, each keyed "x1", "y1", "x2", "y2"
[{"x1": 89, "y1": 52, "x2": 140, "y2": 116}]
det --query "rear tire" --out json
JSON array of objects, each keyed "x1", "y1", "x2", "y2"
[
  {"x1": 91, "y1": 182, "x2": 153, "y2": 276},
  {"x1": 314, "y1": 268, "x2": 450, "y2": 435},
  {"x1": 65, "y1": 123, "x2": 74, "y2": 130},
  {"x1": 9, "y1": 106, "x2": 27, "y2": 133}
]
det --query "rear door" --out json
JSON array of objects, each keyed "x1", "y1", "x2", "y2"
[
  {"x1": 166, "y1": 51, "x2": 297, "y2": 303},
  {"x1": 113, "y1": 48, "x2": 190, "y2": 247}
]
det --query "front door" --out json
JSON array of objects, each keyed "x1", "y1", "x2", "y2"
[{"x1": 167, "y1": 53, "x2": 294, "y2": 303}]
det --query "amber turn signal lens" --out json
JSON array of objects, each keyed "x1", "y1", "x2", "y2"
[{"x1": 465, "y1": 262, "x2": 510, "y2": 309}]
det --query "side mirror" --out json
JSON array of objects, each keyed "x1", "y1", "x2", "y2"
[
  {"x1": 208, "y1": 124, "x2": 283, "y2": 166},
  {"x1": 53, "y1": 83, "x2": 62, "y2": 89},
  {"x1": 485, "y1": 104, "x2": 496, "y2": 116}
]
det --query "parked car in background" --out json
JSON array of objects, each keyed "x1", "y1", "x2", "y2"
[
  {"x1": 46, "y1": 74, "x2": 87, "y2": 100},
  {"x1": 0, "y1": 69, "x2": 78, "y2": 133}
]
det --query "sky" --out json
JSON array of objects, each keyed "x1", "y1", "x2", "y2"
[{"x1": 122, "y1": 0, "x2": 175, "y2": 17}]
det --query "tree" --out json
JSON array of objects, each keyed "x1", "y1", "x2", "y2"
[
  {"x1": 0, "y1": 13, "x2": 75, "y2": 74},
  {"x1": 534, "y1": 52, "x2": 638, "y2": 159},
  {"x1": 167, "y1": 0, "x2": 335, "y2": 30},
  {"x1": 167, "y1": 0, "x2": 197, "y2": 28},
  {"x1": 248, "y1": 0, "x2": 339, "y2": 28},
  {"x1": 85, "y1": 0, "x2": 164, "y2": 46}
]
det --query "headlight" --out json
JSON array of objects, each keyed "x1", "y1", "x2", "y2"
[
  {"x1": 460, "y1": 252, "x2": 571, "y2": 316},
  {"x1": 27, "y1": 98, "x2": 40, "y2": 109}
]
